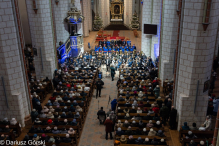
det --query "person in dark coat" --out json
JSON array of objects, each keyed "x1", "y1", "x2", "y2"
[
  {"x1": 159, "y1": 104, "x2": 169, "y2": 124},
  {"x1": 97, "y1": 107, "x2": 106, "y2": 124},
  {"x1": 104, "y1": 117, "x2": 113, "y2": 140},
  {"x1": 213, "y1": 57, "x2": 218, "y2": 71},
  {"x1": 52, "y1": 75, "x2": 59, "y2": 89},
  {"x1": 166, "y1": 98, "x2": 172, "y2": 112},
  {"x1": 169, "y1": 106, "x2": 177, "y2": 129},
  {"x1": 207, "y1": 99, "x2": 214, "y2": 116},
  {"x1": 111, "y1": 99, "x2": 117, "y2": 111},
  {"x1": 31, "y1": 109, "x2": 38, "y2": 122},
  {"x1": 182, "y1": 122, "x2": 190, "y2": 130},
  {"x1": 95, "y1": 78, "x2": 104, "y2": 98},
  {"x1": 110, "y1": 65, "x2": 116, "y2": 81}
]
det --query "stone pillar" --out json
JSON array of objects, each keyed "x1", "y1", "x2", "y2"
[
  {"x1": 160, "y1": 0, "x2": 178, "y2": 83},
  {"x1": 52, "y1": 0, "x2": 70, "y2": 45},
  {"x1": 141, "y1": 0, "x2": 152, "y2": 57},
  {"x1": 99, "y1": 0, "x2": 110, "y2": 27},
  {"x1": 105, "y1": 0, "x2": 110, "y2": 26},
  {"x1": 75, "y1": 0, "x2": 84, "y2": 53},
  {"x1": 75, "y1": 0, "x2": 83, "y2": 35},
  {"x1": 176, "y1": 0, "x2": 219, "y2": 129},
  {"x1": 88, "y1": 0, "x2": 92, "y2": 31},
  {"x1": 141, "y1": 0, "x2": 161, "y2": 60},
  {"x1": 124, "y1": 0, "x2": 132, "y2": 27},
  {"x1": 0, "y1": 0, "x2": 29, "y2": 127},
  {"x1": 150, "y1": 0, "x2": 161, "y2": 60},
  {"x1": 82, "y1": 0, "x2": 89, "y2": 37},
  {"x1": 26, "y1": 0, "x2": 56, "y2": 80}
]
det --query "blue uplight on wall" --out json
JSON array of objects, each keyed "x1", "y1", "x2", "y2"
[
  {"x1": 57, "y1": 44, "x2": 67, "y2": 63},
  {"x1": 70, "y1": 36, "x2": 79, "y2": 57},
  {"x1": 69, "y1": 17, "x2": 83, "y2": 24},
  {"x1": 154, "y1": 44, "x2": 159, "y2": 58},
  {"x1": 69, "y1": 18, "x2": 78, "y2": 24}
]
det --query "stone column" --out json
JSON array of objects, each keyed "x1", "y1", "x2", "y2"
[
  {"x1": 75, "y1": 0, "x2": 84, "y2": 53},
  {"x1": 82, "y1": 0, "x2": 89, "y2": 37},
  {"x1": 82, "y1": 0, "x2": 89, "y2": 36},
  {"x1": 0, "y1": 0, "x2": 29, "y2": 127},
  {"x1": 124, "y1": 0, "x2": 132, "y2": 27},
  {"x1": 141, "y1": 0, "x2": 161, "y2": 60},
  {"x1": 75, "y1": 0, "x2": 83, "y2": 35},
  {"x1": 141, "y1": 0, "x2": 152, "y2": 57},
  {"x1": 160, "y1": 0, "x2": 178, "y2": 83},
  {"x1": 99, "y1": 0, "x2": 109, "y2": 27},
  {"x1": 52, "y1": 0, "x2": 70, "y2": 45},
  {"x1": 26, "y1": 0, "x2": 56, "y2": 80},
  {"x1": 150, "y1": 0, "x2": 161, "y2": 60},
  {"x1": 88, "y1": 0, "x2": 92, "y2": 31},
  {"x1": 176, "y1": 0, "x2": 219, "y2": 129}
]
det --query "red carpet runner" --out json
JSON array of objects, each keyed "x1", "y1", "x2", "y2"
[{"x1": 113, "y1": 30, "x2": 120, "y2": 37}]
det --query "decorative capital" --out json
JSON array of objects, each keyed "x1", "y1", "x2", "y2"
[
  {"x1": 202, "y1": 23, "x2": 210, "y2": 31},
  {"x1": 176, "y1": 10, "x2": 180, "y2": 15},
  {"x1": 33, "y1": 8, "x2": 38, "y2": 14},
  {"x1": 55, "y1": 0, "x2": 59, "y2": 5}
]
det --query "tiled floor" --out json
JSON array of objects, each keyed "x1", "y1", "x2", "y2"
[
  {"x1": 78, "y1": 67, "x2": 119, "y2": 146},
  {"x1": 83, "y1": 30, "x2": 142, "y2": 52}
]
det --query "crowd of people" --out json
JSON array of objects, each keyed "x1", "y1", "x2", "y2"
[
  {"x1": 95, "y1": 39, "x2": 136, "y2": 53},
  {"x1": 26, "y1": 55, "x2": 100, "y2": 145},
  {"x1": 2, "y1": 43, "x2": 216, "y2": 146}
]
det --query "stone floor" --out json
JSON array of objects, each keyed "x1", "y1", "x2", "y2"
[{"x1": 78, "y1": 66, "x2": 119, "y2": 146}]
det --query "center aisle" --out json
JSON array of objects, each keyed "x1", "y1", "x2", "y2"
[{"x1": 78, "y1": 67, "x2": 119, "y2": 146}]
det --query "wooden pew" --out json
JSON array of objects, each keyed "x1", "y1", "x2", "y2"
[
  {"x1": 116, "y1": 119, "x2": 156, "y2": 123},
  {"x1": 0, "y1": 129, "x2": 15, "y2": 141},
  {"x1": 119, "y1": 144, "x2": 167, "y2": 146},
  {"x1": 119, "y1": 96, "x2": 155, "y2": 100},
  {"x1": 179, "y1": 128, "x2": 214, "y2": 141},
  {"x1": 0, "y1": 123, "x2": 21, "y2": 136},
  {"x1": 38, "y1": 118, "x2": 83, "y2": 129},
  {"x1": 28, "y1": 133, "x2": 77, "y2": 146},
  {"x1": 120, "y1": 127, "x2": 163, "y2": 131},
  {"x1": 118, "y1": 101, "x2": 155, "y2": 105},
  {"x1": 32, "y1": 124, "x2": 80, "y2": 137}
]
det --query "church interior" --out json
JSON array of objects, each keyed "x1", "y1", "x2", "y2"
[{"x1": 0, "y1": 0, "x2": 219, "y2": 146}]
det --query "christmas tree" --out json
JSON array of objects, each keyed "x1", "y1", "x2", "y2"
[
  {"x1": 130, "y1": 11, "x2": 140, "y2": 30},
  {"x1": 93, "y1": 13, "x2": 103, "y2": 31}
]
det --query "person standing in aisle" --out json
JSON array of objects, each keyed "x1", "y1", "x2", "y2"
[
  {"x1": 110, "y1": 65, "x2": 116, "y2": 81},
  {"x1": 95, "y1": 78, "x2": 104, "y2": 98},
  {"x1": 104, "y1": 117, "x2": 113, "y2": 140}
]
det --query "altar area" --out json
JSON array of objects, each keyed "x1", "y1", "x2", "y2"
[{"x1": 110, "y1": 0, "x2": 124, "y2": 22}]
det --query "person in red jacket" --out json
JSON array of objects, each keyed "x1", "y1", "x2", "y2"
[
  {"x1": 66, "y1": 82, "x2": 71, "y2": 88},
  {"x1": 152, "y1": 105, "x2": 160, "y2": 114},
  {"x1": 152, "y1": 77, "x2": 158, "y2": 83},
  {"x1": 104, "y1": 117, "x2": 113, "y2": 140},
  {"x1": 49, "y1": 96, "x2": 56, "y2": 103}
]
